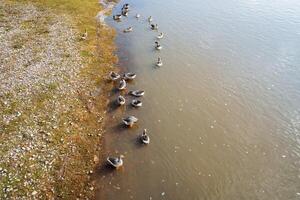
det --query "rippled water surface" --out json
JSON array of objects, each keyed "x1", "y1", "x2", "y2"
[{"x1": 96, "y1": 0, "x2": 300, "y2": 199}]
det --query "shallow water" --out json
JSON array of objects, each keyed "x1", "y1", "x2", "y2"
[{"x1": 96, "y1": 0, "x2": 300, "y2": 199}]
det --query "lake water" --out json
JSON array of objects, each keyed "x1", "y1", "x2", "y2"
[{"x1": 95, "y1": 0, "x2": 300, "y2": 199}]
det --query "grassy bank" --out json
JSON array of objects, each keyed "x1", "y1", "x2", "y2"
[{"x1": 0, "y1": 0, "x2": 117, "y2": 199}]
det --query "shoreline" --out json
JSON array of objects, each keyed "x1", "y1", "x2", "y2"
[{"x1": 0, "y1": 0, "x2": 118, "y2": 199}]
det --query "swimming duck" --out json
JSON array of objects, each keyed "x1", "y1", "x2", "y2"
[
  {"x1": 157, "y1": 32, "x2": 164, "y2": 39},
  {"x1": 136, "y1": 13, "x2": 140, "y2": 18},
  {"x1": 155, "y1": 41, "x2": 162, "y2": 50},
  {"x1": 81, "y1": 29, "x2": 87, "y2": 40},
  {"x1": 148, "y1": 16, "x2": 153, "y2": 22},
  {"x1": 131, "y1": 99, "x2": 142, "y2": 107},
  {"x1": 123, "y1": 27, "x2": 133, "y2": 33},
  {"x1": 117, "y1": 95, "x2": 126, "y2": 106},
  {"x1": 122, "y1": 116, "x2": 138, "y2": 127},
  {"x1": 107, "y1": 155, "x2": 124, "y2": 168},
  {"x1": 113, "y1": 14, "x2": 122, "y2": 20},
  {"x1": 122, "y1": 10, "x2": 128, "y2": 16},
  {"x1": 109, "y1": 71, "x2": 121, "y2": 81},
  {"x1": 129, "y1": 90, "x2": 145, "y2": 97},
  {"x1": 140, "y1": 129, "x2": 150, "y2": 144},
  {"x1": 156, "y1": 57, "x2": 163, "y2": 67},
  {"x1": 118, "y1": 79, "x2": 127, "y2": 90},
  {"x1": 151, "y1": 24, "x2": 158, "y2": 30},
  {"x1": 122, "y1": 3, "x2": 130, "y2": 9},
  {"x1": 123, "y1": 72, "x2": 136, "y2": 80}
]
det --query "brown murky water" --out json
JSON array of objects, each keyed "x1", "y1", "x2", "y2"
[{"x1": 95, "y1": 0, "x2": 300, "y2": 199}]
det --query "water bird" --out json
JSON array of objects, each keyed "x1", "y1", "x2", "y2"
[
  {"x1": 151, "y1": 24, "x2": 158, "y2": 30},
  {"x1": 109, "y1": 71, "x2": 120, "y2": 81},
  {"x1": 113, "y1": 14, "x2": 122, "y2": 20},
  {"x1": 129, "y1": 90, "x2": 145, "y2": 97},
  {"x1": 123, "y1": 72, "x2": 136, "y2": 80},
  {"x1": 123, "y1": 27, "x2": 133, "y2": 33},
  {"x1": 122, "y1": 3, "x2": 130, "y2": 9},
  {"x1": 122, "y1": 10, "x2": 128, "y2": 16},
  {"x1": 118, "y1": 79, "x2": 127, "y2": 90},
  {"x1": 155, "y1": 41, "x2": 162, "y2": 50},
  {"x1": 140, "y1": 129, "x2": 150, "y2": 144},
  {"x1": 156, "y1": 57, "x2": 163, "y2": 67},
  {"x1": 131, "y1": 99, "x2": 142, "y2": 107},
  {"x1": 81, "y1": 29, "x2": 87, "y2": 40},
  {"x1": 122, "y1": 116, "x2": 138, "y2": 127},
  {"x1": 136, "y1": 13, "x2": 140, "y2": 18},
  {"x1": 107, "y1": 155, "x2": 124, "y2": 168},
  {"x1": 157, "y1": 32, "x2": 164, "y2": 39},
  {"x1": 148, "y1": 16, "x2": 153, "y2": 22},
  {"x1": 117, "y1": 95, "x2": 126, "y2": 106}
]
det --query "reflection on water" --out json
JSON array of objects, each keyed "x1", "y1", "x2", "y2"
[{"x1": 96, "y1": 0, "x2": 300, "y2": 199}]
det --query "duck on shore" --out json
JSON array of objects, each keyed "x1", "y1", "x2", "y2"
[
  {"x1": 118, "y1": 79, "x2": 127, "y2": 90},
  {"x1": 156, "y1": 57, "x2": 163, "y2": 67},
  {"x1": 122, "y1": 116, "x2": 138, "y2": 127},
  {"x1": 117, "y1": 95, "x2": 126, "y2": 106},
  {"x1": 155, "y1": 41, "x2": 162, "y2": 50},
  {"x1": 123, "y1": 27, "x2": 133, "y2": 33},
  {"x1": 140, "y1": 129, "x2": 150, "y2": 144},
  {"x1": 109, "y1": 71, "x2": 120, "y2": 81},
  {"x1": 107, "y1": 155, "x2": 124, "y2": 168},
  {"x1": 81, "y1": 29, "x2": 87, "y2": 40}
]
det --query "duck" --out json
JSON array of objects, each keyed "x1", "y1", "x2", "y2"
[
  {"x1": 113, "y1": 14, "x2": 122, "y2": 20},
  {"x1": 157, "y1": 32, "x2": 164, "y2": 39},
  {"x1": 123, "y1": 27, "x2": 133, "y2": 33},
  {"x1": 136, "y1": 13, "x2": 140, "y2": 18},
  {"x1": 123, "y1": 72, "x2": 136, "y2": 80},
  {"x1": 109, "y1": 71, "x2": 120, "y2": 81},
  {"x1": 148, "y1": 16, "x2": 153, "y2": 22},
  {"x1": 117, "y1": 95, "x2": 126, "y2": 106},
  {"x1": 156, "y1": 57, "x2": 163, "y2": 67},
  {"x1": 122, "y1": 10, "x2": 128, "y2": 16},
  {"x1": 140, "y1": 129, "x2": 150, "y2": 144},
  {"x1": 155, "y1": 41, "x2": 162, "y2": 50},
  {"x1": 118, "y1": 79, "x2": 127, "y2": 90},
  {"x1": 151, "y1": 24, "x2": 158, "y2": 30},
  {"x1": 131, "y1": 99, "x2": 142, "y2": 107},
  {"x1": 122, "y1": 116, "x2": 138, "y2": 127},
  {"x1": 107, "y1": 155, "x2": 124, "y2": 168},
  {"x1": 129, "y1": 90, "x2": 145, "y2": 97},
  {"x1": 81, "y1": 29, "x2": 87, "y2": 40}
]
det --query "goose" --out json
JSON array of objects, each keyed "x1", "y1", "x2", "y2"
[
  {"x1": 155, "y1": 41, "x2": 162, "y2": 50},
  {"x1": 157, "y1": 32, "x2": 164, "y2": 39},
  {"x1": 122, "y1": 116, "x2": 138, "y2": 127},
  {"x1": 136, "y1": 13, "x2": 140, "y2": 18},
  {"x1": 129, "y1": 90, "x2": 145, "y2": 97},
  {"x1": 109, "y1": 71, "x2": 120, "y2": 81},
  {"x1": 123, "y1": 27, "x2": 133, "y2": 33},
  {"x1": 117, "y1": 95, "x2": 126, "y2": 106},
  {"x1": 151, "y1": 24, "x2": 158, "y2": 30},
  {"x1": 107, "y1": 155, "x2": 124, "y2": 168},
  {"x1": 118, "y1": 79, "x2": 127, "y2": 90},
  {"x1": 140, "y1": 129, "x2": 150, "y2": 144},
  {"x1": 123, "y1": 72, "x2": 136, "y2": 80},
  {"x1": 113, "y1": 14, "x2": 122, "y2": 20},
  {"x1": 131, "y1": 99, "x2": 142, "y2": 107},
  {"x1": 81, "y1": 29, "x2": 87, "y2": 40},
  {"x1": 156, "y1": 57, "x2": 163, "y2": 67},
  {"x1": 148, "y1": 16, "x2": 153, "y2": 22}
]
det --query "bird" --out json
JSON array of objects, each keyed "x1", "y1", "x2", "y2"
[
  {"x1": 118, "y1": 79, "x2": 127, "y2": 90},
  {"x1": 131, "y1": 99, "x2": 142, "y2": 107},
  {"x1": 157, "y1": 32, "x2": 164, "y2": 39},
  {"x1": 107, "y1": 155, "x2": 124, "y2": 168},
  {"x1": 148, "y1": 16, "x2": 153, "y2": 22},
  {"x1": 155, "y1": 41, "x2": 162, "y2": 50},
  {"x1": 129, "y1": 90, "x2": 145, "y2": 97},
  {"x1": 122, "y1": 116, "x2": 138, "y2": 127},
  {"x1": 123, "y1": 27, "x2": 133, "y2": 33},
  {"x1": 109, "y1": 71, "x2": 120, "y2": 81},
  {"x1": 136, "y1": 13, "x2": 140, "y2": 18},
  {"x1": 156, "y1": 57, "x2": 163, "y2": 67},
  {"x1": 140, "y1": 129, "x2": 150, "y2": 144},
  {"x1": 117, "y1": 95, "x2": 126, "y2": 106},
  {"x1": 151, "y1": 24, "x2": 158, "y2": 30}
]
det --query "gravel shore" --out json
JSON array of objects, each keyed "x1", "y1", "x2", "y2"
[{"x1": 0, "y1": 0, "x2": 115, "y2": 199}]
